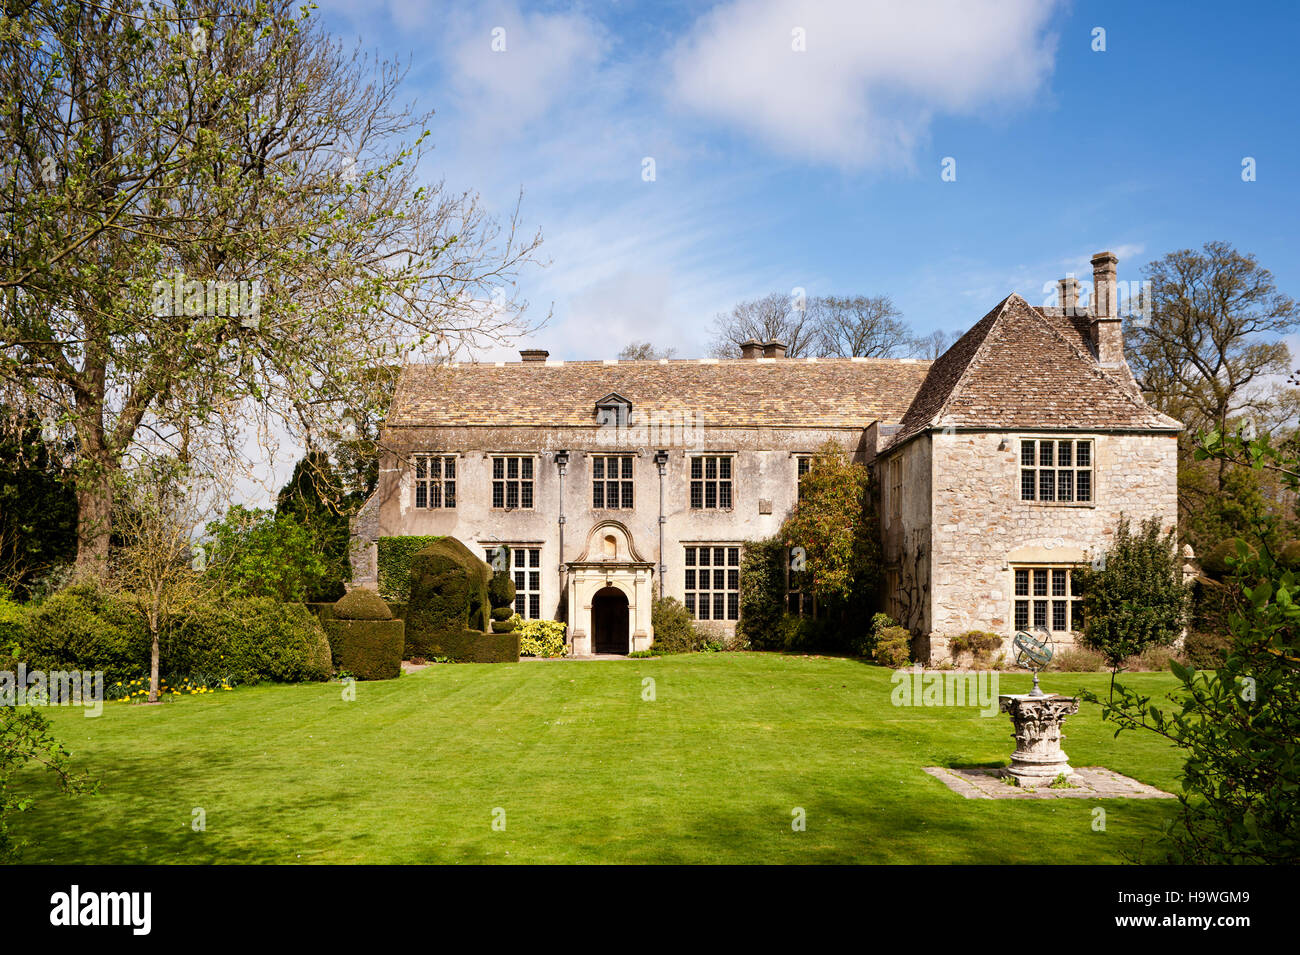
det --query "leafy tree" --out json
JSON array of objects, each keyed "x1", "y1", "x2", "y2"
[
  {"x1": 0, "y1": 1, "x2": 540, "y2": 573},
  {"x1": 0, "y1": 409, "x2": 76, "y2": 596},
  {"x1": 1, "y1": 706, "x2": 96, "y2": 862},
  {"x1": 1091, "y1": 428, "x2": 1300, "y2": 863},
  {"x1": 203, "y1": 506, "x2": 330, "y2": 603},
  {"x1": 779, "y1": 440, "x2": 880, "y2": 641},
  {"x1": 1074, "y1": 515, "x2": 1191, "y2": 680},
  {"x1": 276, "y1": 452, "x2": 351, "y2": 601}
]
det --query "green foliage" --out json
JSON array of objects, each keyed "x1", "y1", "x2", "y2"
[
  {"x1": 405, "y1": 538, "x2": 515, "y2": 662},
  {"x1": 1278, "y1": 540, "x2": 1300, "y2": 571},
  {"x1": 1092, "y1": 427, "x2": 1300, "y2": 863},
  {"x1": 204, "y1": 506, "x2": 334, "y2": 602},
  {"x1": 377, "y1": 536, "x2": 443, "y2": 601},
  {"x1": 1183, "y1": 629, "x2": 1233, "y2": 670},
  {"x1": 324, "y1": 618, "x2": 404, "y2": 680},
  {"x1": 488, "y1": 570, "x2": 516, "y2": 610},
  {"x1": 275, "y1": 452, "x2": 354, "y2": 602},
  {"x1": 490, "y1": 606, "x2": 514, "y2": 622},
  {"x1": 0, "y1": 409, "x2": 77, "y2": 599},
  {"x1": 781, "y1": 441, "x2": 881, "y2": 608},
  {"x1": 1075, "y1": 515, "x2": 1192, "y2": 672},
  {"x1": 332, "y1": 588, "x2": 392, "y2": 620},
  {"x1": 736, "y1": 537, "x2": 787, "y2": 650},
  {"x1": 491, "y1": 616, "x2": 518, "y2": 634},
  {"x1": 1200, "y1": 537, "x2": 1257, "y2": 577},
  {"x1": 873, "y1": 626, "x2": 911, "y2": 668},
  {"x1": 518, "y1": 619, "x2": 567, "y2": 658},
  {"x1": 949, "y1": 630, "x2": 1003, "y2": 667},
  {"x1": 17, "y1": 585, "x2": 330, "y2": 686},
  {"x1": 1, "y1": 706, "x2": 96, "y2": 862},
  {"x1": 650, "y1": 597, "x2": 704, "y2": 654}
]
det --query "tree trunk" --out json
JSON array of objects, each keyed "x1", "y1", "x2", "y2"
[
  {"x1": 149, "y1": 623, "x2": 161, "y2": 704},
  {"x1": 74, "y1": 469, "x2": 114, "y2": 576}
]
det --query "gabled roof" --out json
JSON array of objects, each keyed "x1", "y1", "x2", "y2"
[
  {"x1": 385, "y1": 357, "x2": 933, "y2": 430},
  {"x1": 886, "y1": 294, "x2": 1180, "y2": 450}
]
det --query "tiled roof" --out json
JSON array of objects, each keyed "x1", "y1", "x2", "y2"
[
  {"x1": 385, "y1": 357, "x2": 934, "y2": 429},
  {"x1": 887, "y1": 294, "x2": 1180, "y2": 449}
]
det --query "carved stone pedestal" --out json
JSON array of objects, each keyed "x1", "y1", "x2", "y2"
[{"x1": 998, "y1": 693, "x2": 1080, "y2": 786}]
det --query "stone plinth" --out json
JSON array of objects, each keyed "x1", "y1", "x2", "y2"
[{"x1": 998, "y1": 693, "x2": 1080, "y2": 786}]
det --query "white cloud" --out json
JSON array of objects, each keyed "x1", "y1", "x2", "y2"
[{"x1": 669, "y1": 0, "x2": 1061, "y2": 169}]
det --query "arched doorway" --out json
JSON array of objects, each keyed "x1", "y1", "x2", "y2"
[{"x1": 592, "y1": 586, "x2": 630, "y2": 654}]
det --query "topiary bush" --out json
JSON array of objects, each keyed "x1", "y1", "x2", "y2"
[
  {"x1": 488, "y1": 569, "x2": 516, "y2": 612},
  {"x1": 163, "y1": 598, "x2": 332, "y2": 684},
  {"x1": 324, "y1": 590, "x2": 403, "y2": 680},
  {"x1": 518, "y1": 619, "x2": 566, "y2": 658},
  {"x1": 405, "y1": 537, "x2": 517, "y2": 663},
  {"x1": 491, "y1": 615, "x2": 518, "y2": 634},
  {"x1": 377, "y1": 535, "x2": 444, "y2": 601},
  {"x1": 19, "y1": 584, "x2": 150, "y2": 686},
  {"x1": 333, "y1": 588, "x2": 393, "y2": 620},
  {"x1": 490, "y1": 606, "x2": 514, "y2": 622}
]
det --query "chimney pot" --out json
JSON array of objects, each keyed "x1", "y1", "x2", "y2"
[
  {"x1": 762, "y1": 339, "x2": 788, "y2": 359},
  {"x1": 740, "y1": 339, "x2": 763, "y2": 359},
  {"x1": 519, "y1": 349, "x2": 550, "y2": 362}
]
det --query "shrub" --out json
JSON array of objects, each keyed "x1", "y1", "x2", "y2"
[
  {"x1": 332, "y1": 588, "x2": 393, "y2": 620},
  {"x1": 949, "y1": 630, "x2": 1003, "y2": 667},
  {"x1": 19, "y1": 584, "x2": 150, "y2": 686},
  {"x1": 204, "y1": 505, "x2": 334, "y2": 601},
  {"x1": 377, "y1": 535, "x2": 443, "y2": 601},
  {"x1": 1076, "y1": 515, "x2": 1192, "y2": 675},
  {"x1": 0, "y1": 595, "x2": 25, "y2": 668},
  {"x1": 650, "y1": 597, "x2": 703, "y2": 654},
  {"x1": 1183, "y1": 629, "x2": 1233, "y2": 670},
  {"x1": 324, "y1": 619, "x2": 403, "y2": 680},
  {"x1": 1050, "y1": 646, "x2": 1105, "y2": 671},
  {"x1": 491, "y1": 616, "x2": 518, "y2": 634},
  {"x1": 163, "y1": 598, "x2": 331, "y2": 684},
  {"x1": 490, "y1": 606, "x2": 514, "y2": 622},
  {"x1": 735, "y1": 537, "x2": 786, "y2": 650},
  {"x1": 406, "y1": 538, "x2": 516, "y2": 662},
  {"x1": 1278, "y1": 539, "x2": 1300, "y2": 571},
  {"x1": 873, "y1": 625, "x2": 911, "y2": 668},
  {"x1": 1200, "y1": 537, "x2": 1257, "y2": 577},
  {"x1": 518, "y1": 619, "x2": 566, "y2": 658}
]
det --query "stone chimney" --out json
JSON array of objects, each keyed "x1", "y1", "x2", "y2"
[
  {"x1": 1089, "y1": 251, "x2": 1124, "y2": 366},
  {"x1": 1057, "y1": 275, "x2": 1080, "y2": 315},
  {"x1": 519, "y1": 349, "x2": 549, "y2": 362},
  {"x1": 762, "y1": 339, "x2": 788, "y2": 359},
  {"x1": 740, "y1": 339, "x2": 763, "y2": 359}
]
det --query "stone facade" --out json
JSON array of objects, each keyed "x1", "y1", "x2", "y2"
[{"x1": 354, "y1": 252, "x2": 1181, "y2": 659}]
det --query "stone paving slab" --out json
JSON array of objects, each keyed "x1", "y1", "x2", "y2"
[{"x1": 923, "y1": 765, "x2": 1175, "y2": 800}]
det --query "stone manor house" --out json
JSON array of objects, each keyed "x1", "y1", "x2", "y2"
[{"x1": 350, "y1": 252, "x2": 1180, "y2": 660}]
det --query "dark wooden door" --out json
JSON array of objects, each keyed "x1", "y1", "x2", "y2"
[{"x1": 592, "y1": 587, "x2": 629, "y2": 654}]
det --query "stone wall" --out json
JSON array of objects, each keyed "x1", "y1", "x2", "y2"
[{"x1": 924, "y1": 429, "x2": 1178, "y2": 663}]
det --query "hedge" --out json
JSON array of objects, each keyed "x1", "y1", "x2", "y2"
[
  {"x1": 325, "y1": 619, "x2": 404, "y2": 680},
  {"x1": 16, "y1": 586, "x2": 332, "y2": 686},
  {"x1": 377, "y1": 535, "x2": 444, "y2": 601}
]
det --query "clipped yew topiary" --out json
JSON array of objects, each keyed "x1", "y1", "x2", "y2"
[
  {"x1": 406, "y1": 537, "x2": 518, "y2": 662},
  {"x1": 324, "y1": 588, "x2": 403, "y2": 680}
]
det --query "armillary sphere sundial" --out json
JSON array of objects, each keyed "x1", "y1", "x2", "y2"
[{"x1": 1012, "y1": 625, "x2": 1055, "y2": 697}]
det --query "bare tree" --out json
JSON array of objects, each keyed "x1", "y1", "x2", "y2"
[
  {"x1": 1127, "y1": 242, "x2": 1300, "y2": 438},
  {"x1": 707, "y1": 292, "x2": 816, "y2": 357},
  {"x1": 618, "y1": 341, "x2": 676, "y2": 360},
  {"x1": 906, "y1": 329, "x2": 960, "y2": 360},
  {"x1": 0, "y1": 2, "x2": 543, "y2": 572},
  {"x1": 809, "y1": 295, "x2": 911, "y2": 358}
]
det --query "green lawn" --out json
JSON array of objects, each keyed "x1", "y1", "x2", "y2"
[{"x1": 16, "y1": 654, "x2": 1185, "y2": 863}]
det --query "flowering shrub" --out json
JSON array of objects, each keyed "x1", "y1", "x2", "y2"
[
  {"x1": 518, "y1": 619, "x2": 566, "y2": 657},
  {"x1": 110, "y1": 675, "x2": 233, "y2": 703}
]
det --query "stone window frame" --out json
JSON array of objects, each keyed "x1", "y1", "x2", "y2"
[
  {"x1": 592, "y1": 454, "x2": 634, "y2": 509},
  {"x1": 795, "y1": 454, "x2": 813, "y2": 502},
  {"x1": 1012, "y1": 564, "x2": 1083, "y2": 635},
  {"x1": 689, "y1": 455, "x2": 733, "y2": 510},
  {"x1": 887, "y1": 456, "x2": 903, "y2": 527},
  {"x1": 491, "y1": 455, "x2": 535, "y2": 510},
  {"x1": 414, "y1": 454, "x2": 456, "y2": 509},
  {"x1": 1019, "y1": 437, "x2": 1094, "y2": 505},
  {"x1": 683, "y1": 544, "x2": 741, "y2": 621},
  {"x1": 484, "y1": 544, "x2": 542, "y2": 619}
]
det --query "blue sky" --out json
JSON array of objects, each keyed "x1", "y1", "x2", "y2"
[{"x1": 314, "y1": 0, "x2": 1300, "y2": 361}]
